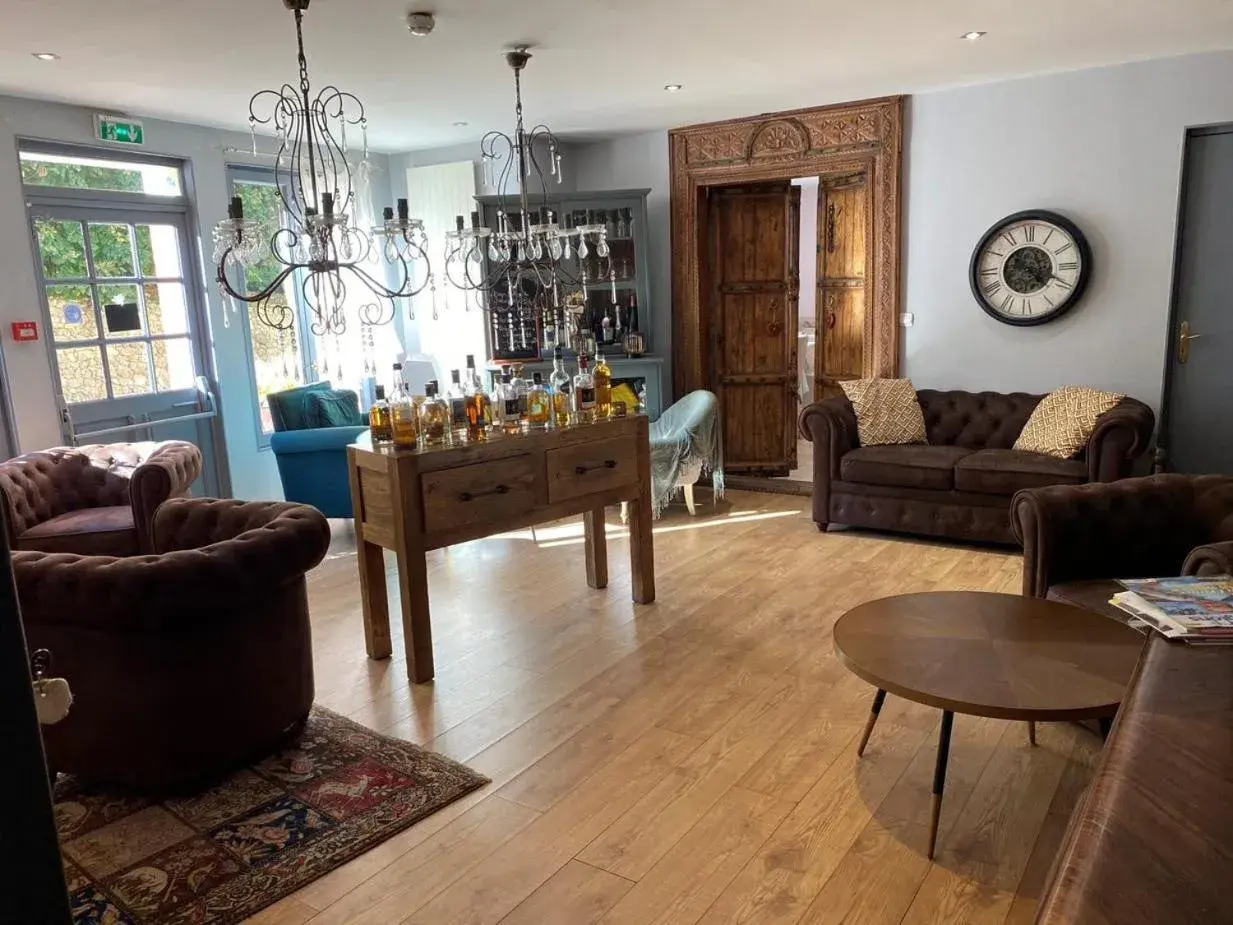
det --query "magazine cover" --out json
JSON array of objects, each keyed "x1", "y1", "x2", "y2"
[{"x1": 1117, "y1": 577, "x2": 1233, "y2": 620}]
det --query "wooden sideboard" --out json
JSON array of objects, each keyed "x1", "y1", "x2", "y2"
[{"x1": 347, "y1": 416, "x2": 656, "y2": 683}]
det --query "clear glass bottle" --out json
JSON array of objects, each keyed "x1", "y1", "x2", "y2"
[
  {"x1": 369, "y1": 384, "x2": 393, "y2": 444},
  {"x1": 418, "y1": 380, "x2": 450, "y2": 448},
  {"x1": 593, "y1": 352, "x2": 612, "y2": 421},
  {"x1": 526, "y1": 372, "x2": 551, "y2": 429},
  {"x1": 573, "y1": 355, "x2": 597, "y2": 425},
  {"x1": 510, "y1": 364, "x2": 530, "y2": 423},
  {"x1": 549, "y1": 346, "x2": 572, "y2": 428},
  {"x1": 463, "y1": 354, "x2": 491, "y2": 443},
  {"x1": 446, "y1": 369, "x2": 469, "y2": 444},
  {"x1": 391, "y1": 379, "x2": 419, "y2": 449},
  {"x1": 494, "y1": 369, "x2": 522, "y2": 435}
]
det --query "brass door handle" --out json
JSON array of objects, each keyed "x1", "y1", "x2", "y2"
[{"x1": 1179, "y1": 320, "x2": 1203, "y2": 364}]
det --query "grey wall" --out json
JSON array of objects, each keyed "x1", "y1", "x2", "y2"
[{"x1": 568, "y1": 50, "x2": 1233, "y2": 413}]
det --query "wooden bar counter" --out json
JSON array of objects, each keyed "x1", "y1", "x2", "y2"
[{"x1": 347, "y1": 416, "x2": 656, "y2": 683}]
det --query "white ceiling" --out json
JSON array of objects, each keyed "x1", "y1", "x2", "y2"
[{"x1": 4, "y1": 0, "x2": 1233, "y2": 152}]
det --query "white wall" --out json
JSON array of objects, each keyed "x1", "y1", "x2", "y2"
[{"x1": 569, "y1": 50, "x2": 1233, "y2": 413}]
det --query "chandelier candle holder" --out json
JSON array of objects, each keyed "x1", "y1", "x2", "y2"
[
  {"x1": 443, "y1": 47, "x2": 617, "y2": 355},
  {"x1": 214, "y1": 0, "x2": 431, "y2": 336}
]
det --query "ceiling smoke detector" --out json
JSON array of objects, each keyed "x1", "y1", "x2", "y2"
[{"x1": 407, "y1": 11, "x2": 436, "y2": 36}]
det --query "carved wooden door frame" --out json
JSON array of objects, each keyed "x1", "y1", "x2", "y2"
[{"x1": 670, "y1": 96, "x2": 904, "y2": 399}]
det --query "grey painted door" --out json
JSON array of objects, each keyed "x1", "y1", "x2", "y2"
[{"x1": 1166, "y1": 129, "x2": 1233, "y2": 476}]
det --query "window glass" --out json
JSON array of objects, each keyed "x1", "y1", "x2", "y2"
[{"x1": 20, "y1": 151, "x2": 182, "y2": 197}]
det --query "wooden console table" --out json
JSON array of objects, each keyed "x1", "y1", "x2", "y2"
[{"x1": 347, "y1": 416, "x2": 656, "y2": 683}]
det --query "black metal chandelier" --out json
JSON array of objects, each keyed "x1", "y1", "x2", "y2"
[
  {"x1": 443, "y1": 48, "x2": 616, "y2": 352},
  {"x1": 213, "y1": 0, "x2": 431, "y2": 336}
]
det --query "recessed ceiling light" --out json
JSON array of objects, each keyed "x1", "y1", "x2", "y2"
[
  {"x1": 960, "y1": 31, "x2": 986, "y2": 41},
  {"x1": 453, "y1": 121, "x2": 469, "y2": 127},
  {"x1": 32, "y1": 52, "x2": 60, "y2": 61},
  {"x1": 664, "y1": 84, "x2": 683, "y2": 92}
]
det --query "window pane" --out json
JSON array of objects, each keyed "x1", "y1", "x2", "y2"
[
  {"x1": 98, "y1": 284, "x2": 144, "y2": 337},
  {"x1": 144, "y1": 283, "x2": 190, "y2": 335},
  {"x1": 153, "y1": 337, "x2": 197, "y2": 391},
  {"x1": 90, "y1": 223, "x2": 136, "y2": 278},
  {"x1": 107, "y1": 342, "x2": 153, "y2": 396},
  {"x1": 56, "y1": 347, "x2": 107, "y2": 403},
  {"x1": 20, "y1": 152, "x2": 182, "y2": 197},
  {"x1": 35, "y1": 219, "x2": 87, "y2": 279},
  {"x1": 249, "y1": 299, "x2": 303, "y2": 434},
  {"x1": 137, "y1": 223, "x2": 182, "y2": 278},
  {"x1": 46, "y1": 285, "x2": 98, "y2": 342}
]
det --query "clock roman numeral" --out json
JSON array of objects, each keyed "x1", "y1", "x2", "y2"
[
  {"x1": 1042, "y1": 228, "x2": 1055, "y2": 246},
  {"x1": 1054, "y1": 242, "x2": 1073, "y2": 256},
  {"x1": 1057, "y1": 261, "x2": 1078, "y2": 272},
  {"x1": 1024, "y1": 225, "x2": 1036, "y2": 243},
  {"x1": 979, "y1": 268, "x2": 998, "y2": 278},
  {"x1": 1044, "y1": 294, "x2": 1056, "y2": 307},
  {"x1": 1001, "y1": 230, "x2": 1017, "y2": 247},
  {"x1": 1022, "y1": 299, "x2": 1033, "y2": 315},
  {"x1": 1001, "y1": 293, "x2": 1014, "y2": 312},
  {"x1": 983, "y1": 281, "x2": 1002, "y2": 296},
  {"x1": 989, "y1": 249, "x2": 1005, "y2": 259},
  {"x1": 1055, "y1": 277, "x2": 1073, "y2": 290}
]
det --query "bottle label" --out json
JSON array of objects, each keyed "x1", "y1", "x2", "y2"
[
  {"x1": 577, "y1": 387, "x2": 596, "y2": 409},
  {"x1": 503, "y1": 398, "x2": 520, "y2": 419},
  {"x1": 450, "y1": 398, "x2": 468, "y2": 426}
]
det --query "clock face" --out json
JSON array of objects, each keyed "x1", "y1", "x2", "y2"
[{"x1": 969, "y1": 210, "x2": 1092, "y2": 326}]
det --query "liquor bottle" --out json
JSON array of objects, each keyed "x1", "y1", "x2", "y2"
[
  {"x1": 510, "y1": 364, "x2": 530, "y2": 421},
  {"x1": 369, "y1": 384, "x2": 393, "y2": 444},
  {"x1": 447, "y1": 369, "x2": 469, "y2": 444},
  {"x1": 418, "y1": 381, "x2": 450, "y2": 448},
  {"x1": 526, "y1": 372, "x2": 551, "y2": 429},
  {"x1": 600, "y1": 305, "x2": 613, "y2": 346},
  {"x1": 593, "y1": 352, "x2": 612, "y2": 420},
  {"x1": 623, "y1": 293, "x2": 645, "y2": 356},
  {"x1": 549, "y1": 346, "x2": 572, "y2": 428},
  {"x1": 573, "y1": 355, "x2": 597, "y2": 425},
  {"x1": 391, "y1": 379, "x2": 419, "y2": 449},
  {"x1": 463, "y1": 354, "x2": 490, "y2": 443},
  {"x1": 494, "y1": 369, "x2": 522, "y2": 435}
]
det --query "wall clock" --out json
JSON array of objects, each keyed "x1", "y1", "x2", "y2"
[{"x1": 969, "y1": 210, "x2": 1092, "y2": 327}]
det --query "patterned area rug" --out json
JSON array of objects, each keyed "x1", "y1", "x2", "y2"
[{"x1": 56, "y1": 707, "x2": 489, "y2": 924}]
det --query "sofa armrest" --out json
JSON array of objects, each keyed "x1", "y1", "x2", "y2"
[
  {"x1": 799, "y1": 396, "x2": 858, "y2": 527},
  {"x1": 1184, "y1": 541, "x2": 1233, "y2": 577},
  {"x1": 1013, "y1": 475, "x2": 1204, "y2": 597},
  {"x1": 1085, "y1": 397, "x2": 1155, "y2": 482},
  {"x1": 270, "y1": 425, "x2": 369, "y2": 456},
  {"x1": 130, "y1": 442, "x2": 204, "y2": 552}
]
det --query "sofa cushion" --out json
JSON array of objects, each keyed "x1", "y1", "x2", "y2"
[
  {"x1": 268, "y1": 381, "x2": 335, "y2": 433},
  {"x1": 1015, "y1": 386, "x2": 1124, "y2": 459},
  {"x1": 1047, "y1": 579, "x2": 1132, "y2": 625},
  {"x1": 307, "y1": 389, "x2": 364, "y2": 428},
  {"x1": 840, "y1": 445, "x2": 974, "y2": 491},
  {"x1": 18, "y1": 506, "x2": 137, "y2": 556},
  {"x1": 839, "y1": 378, "x2": 928, "y2": 447},
  {"x1": 955, "y1": 449, "x2": 1087, "y2": 496}
]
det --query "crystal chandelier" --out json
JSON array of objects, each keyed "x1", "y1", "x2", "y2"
[
  {"x1": 213, "y1": 0, "x2": 431, "y2": 336},
  {"x1": 443, "y1": 48, "x2": 615, "y2": 345}
]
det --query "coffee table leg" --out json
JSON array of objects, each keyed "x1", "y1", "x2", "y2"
[
  {"x1": 1028, "y1": 721, "x2": 1037, "y2": 747},
  {"x1": 928, "y1": 710, "x2": 955, "y2": 861},
  {"x1": 856, "y1": 689, "x2": 887, "y2": 757}
]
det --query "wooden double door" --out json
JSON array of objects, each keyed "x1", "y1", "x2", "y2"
[{"x1": 708, "y1": 173, "x2": 871, "y2": 476}]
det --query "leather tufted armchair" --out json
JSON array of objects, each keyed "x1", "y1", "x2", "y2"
[
  {"x1": 14, "y1": 498, "x2": 331, "y2": 791},
  {"x1": 0, "y1": 441, "x2": 202, "y2": 556},
  {"x1": 1013, "y1": 474, "x2": 1233, "y2": 618},
  {"x1": 800, "y1": 389, "x2": 1154, "y2": 544}
]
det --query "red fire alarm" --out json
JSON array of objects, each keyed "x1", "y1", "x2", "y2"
[{"x1": 11, "y1": 321, "x2": 38, "y2": 342}]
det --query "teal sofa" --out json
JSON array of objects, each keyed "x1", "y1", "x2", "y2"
[{"x1": 268, "y1": 382, "x2": 368, "y2": 518}]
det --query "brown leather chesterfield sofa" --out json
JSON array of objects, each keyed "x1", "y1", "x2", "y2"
[
  {"x1": 15, "y1": 498, "x2": 331, "y2": 792},
  {"x1": 799, "y1": 389, "x2": 1154, "y2": 544},
  {"x1": 1012, "y1": 475, "x2": 1233, "y2": 925},
  {"x1": 0, "y1": 441, "x2": 202, "y2": 556}
]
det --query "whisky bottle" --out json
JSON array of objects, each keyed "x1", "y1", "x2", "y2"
[
  {"x1": 494, "y1": 369, "x2": 523, "y2": 435},
  {"x1": 418, "y1": 381, "x2": 450, "y2": 448},
  {"x1": 369, "y1": 384, "x2": 393, "y2": 444},
  {"x1": 526, "y1": 372, "x2": 551, "y2": 429},
  {"x1": 463, "y1": 354, "x2": 491, "y2": 443},
  {"x1": 573, "y1": 355, "x2": 597, "y2": 425},
  {"x1": 549, "y1": 346, "x2": 572, "y2": 428},
  {"x1": 391, "y1": 379, "x2": 419, "y2": 449},
  {"x1": 447, "y1": 369, "x2": 469, "y2": 444},
  {"x1": 593, "y1": 352, "x2": 612, "y2": 420},
  {"x1": 510, "y1": 364, "x2": 529, "y2": 423}
]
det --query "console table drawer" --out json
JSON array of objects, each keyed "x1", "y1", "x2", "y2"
[
  {"x1": 421, "y1": 455, "x2": 539, "y2": 534},
  {"x1": 546, "y1": 435, "x2": 638, "y2": 504}
]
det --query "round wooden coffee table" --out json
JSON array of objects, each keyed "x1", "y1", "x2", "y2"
[{"x1": 833, "y1": 591, "x2": 1144, "y2": 860}]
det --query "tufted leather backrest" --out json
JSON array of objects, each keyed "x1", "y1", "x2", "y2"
[
  {"x1": 1195, "y1": 475, "x2": 1233, "y2": 543},
  {"x1": 917, "y1": 390, "x2": 1044, "y2": 449}
]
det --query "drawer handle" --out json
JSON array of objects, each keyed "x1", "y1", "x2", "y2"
[
  {"x1": 458, "y1": 484, "x2": 511, "y2": 502},
  {"x1": 576, "y1": 460, "x2": 618, "y2": 475}
]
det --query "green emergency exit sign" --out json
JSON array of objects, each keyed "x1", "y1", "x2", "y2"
[{"x1": 95, "y1": 115, "x2": 144, "y2": 145}]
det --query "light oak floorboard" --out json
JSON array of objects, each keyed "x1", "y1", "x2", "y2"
[{"x1": 245, "y1": 492, "x2": 1104, "y2": 925}]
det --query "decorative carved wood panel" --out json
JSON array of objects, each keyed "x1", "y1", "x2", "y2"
[
  {"x1": 817, "y1": 172, "x2": 871, "y2": 399},
  {"x1": 708, "y1": 184, "x2": 800, "y2": 475},
  {"x1": 670, "y1": 96, "x2": 904, "y2": 403}
]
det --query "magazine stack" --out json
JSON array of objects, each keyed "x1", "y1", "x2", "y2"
[{"x1": 1110, "y1": 577, "x2": 1233, "y2": 645}]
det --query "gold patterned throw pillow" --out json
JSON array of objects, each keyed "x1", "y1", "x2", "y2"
[
  {"x1": 839, "y1": 378, "x2": 928, "y2": 446},
  {"x1": 1014, "y1": 386, "x2": 1124, "y2": 459}
]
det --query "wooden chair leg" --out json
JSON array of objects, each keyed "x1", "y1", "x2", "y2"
[
  {"x1": 1028, "y1": 721, "x2": 1037, "y2": 746},
  {"x1": 683, "y1": 482, "x2": 697, "y2": 516}
]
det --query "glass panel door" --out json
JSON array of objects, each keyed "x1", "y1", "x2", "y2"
[{"x1": 30, "y1": 206, "x2": 221, "y2": 495}]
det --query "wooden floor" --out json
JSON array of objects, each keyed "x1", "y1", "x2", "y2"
[{"x1": 249, "y1": 490, "x2": 1099, "y2": 925}]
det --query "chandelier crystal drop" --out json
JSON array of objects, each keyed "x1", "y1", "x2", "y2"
[
  {"x1": 444, "y1": 47, "x2": 617, "y2": 337},
  {"x1": 214, "y1": 0, "x2": 431, "y2": 336}
]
